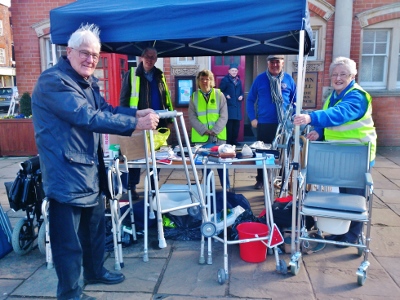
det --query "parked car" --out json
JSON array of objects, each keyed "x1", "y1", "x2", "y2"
[{"x1": 0, "y1": 87, "x2": 19, "y2": 112}]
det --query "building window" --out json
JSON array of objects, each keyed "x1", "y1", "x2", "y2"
[
  {"x1": 0, "y1": 48, "x2": 5, "y2": 64},
  {"x1": 360, "y1": 19, "x2": 400, "y2": 91},
  {"x1": 308, "y1": 29, "x2": 319, "y2": 61},
  {"x1": 41, "y1": 36, "x2": 66, "y2": 71},
  {"x1": 0, "y1": 21, "x2": 3, "y2": 36},
  {"x1": 177, "y1": 57, "x2": 195, "y2": 65},
  {"x1": 360, "y1": 30, "x2": 389, "y2": 89},
  {"x1": 214, "y1": 56, "x2": 240, "y2": 66}
]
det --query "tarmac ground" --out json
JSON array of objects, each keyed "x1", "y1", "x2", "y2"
[{"x1": 0, "y1": 147, "x2": 400, "y2": 299}]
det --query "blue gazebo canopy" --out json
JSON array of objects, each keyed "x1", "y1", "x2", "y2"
[{"x1": 49, "y1": 0, "x2": 312, "y2": 57}]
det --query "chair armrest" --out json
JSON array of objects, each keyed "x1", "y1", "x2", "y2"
[{"x1": 365, "y1": 173, "x2": 373, "y2": 187}]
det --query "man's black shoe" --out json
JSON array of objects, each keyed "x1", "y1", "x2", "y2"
[
  {"x1": 254, "y1": 181, "x2": 263, "y2": 189},
  {"x1": 84, "y1": 271, "x2": 125, "y2": 285}
]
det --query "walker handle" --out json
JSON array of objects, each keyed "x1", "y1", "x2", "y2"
[{"x1": 155, "y1": 110, "x2": 178, "y2": 119}]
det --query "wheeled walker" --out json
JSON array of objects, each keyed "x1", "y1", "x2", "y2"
[
  {"x1": 200, "y1": 154, "x2": 286, "y2": 284},
  {"x1": 5, "y1": 156, "x2": 46, "y2": 256}
]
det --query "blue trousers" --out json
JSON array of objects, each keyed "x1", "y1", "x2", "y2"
[
  {"x1": 49, "y1": 197, "x2": 107, "y2": 300},
  {"x1": 339, "y1": 187, "x2": 364, "y2": 241}
]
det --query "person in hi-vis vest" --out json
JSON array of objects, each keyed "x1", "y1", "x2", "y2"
[
  {"x1": 188, "y1": 69, "x2": 230, "y2": 190},
  {"x1": 294, "y1": 56, "x2": 377, "y2": 247},
  {"x1": 120, "y1": 47, "x2": 173, "y2": 199}
]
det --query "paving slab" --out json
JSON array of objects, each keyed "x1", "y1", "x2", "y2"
[
  {"x1": 371, "y1": 169, "x2": 399, "y2": 190},
  {"x1": 370, "y1": 227, "x2": 400, "y2": 257},
  {"x1": 1, "y1": 147, "x2": 400, "y2": 299},
  {"x1": 374, "y1": 189, "x2": 400, "y2": 204},
  {"x1": 371, "y1": 207, "x2": 400, "y2": 227}
]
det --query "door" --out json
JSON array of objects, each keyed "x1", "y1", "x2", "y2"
[
  {"x1": 211, "y1": 56, "x2": 246, "y2": 142},
  {"x1": 95, "y1": 53, "x2": 128, "y2": 107}
]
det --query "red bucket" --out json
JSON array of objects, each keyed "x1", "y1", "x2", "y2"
[{"x1": 237, "y1": 222, "x2": 269, "y2": 263}]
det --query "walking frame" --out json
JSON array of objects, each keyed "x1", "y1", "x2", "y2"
[
  {"x1": 143, "y1": 110, "x2": 208, "y2": 262},
  {"x1": 107, "y1": 155, "x2": 137, "y2": 270},
  {"x1": 41, "y1": 155, "x2": 138, "y2": 271}
]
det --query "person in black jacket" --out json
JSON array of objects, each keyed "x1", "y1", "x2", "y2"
[
  {"x1": 32, "y1": 24, "x2": 159, "y2": 300},
  {"x1": 119, "y1": 47, "x2": 173, "y2": 199},
  {"x1": 219, "y1": 63, "x2": 244, "y2": 146}
]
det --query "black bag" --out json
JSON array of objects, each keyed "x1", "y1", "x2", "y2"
[{"x1": 7, "y1": 156, "x2": 44, "y2": 211}]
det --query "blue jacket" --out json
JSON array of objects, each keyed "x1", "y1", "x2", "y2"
[
  {"x1": 246, "y1": 72, "x2": 296, "y2": 124},
  {"x1": 219, "y1": 74, "x2": 244, "y2": 120},
  {"x1": 32, "y1": 56, "x2": 138, "y2": 206},
  {"x1": 310, "y1": 80, "x2": 368, "y2": 140}
]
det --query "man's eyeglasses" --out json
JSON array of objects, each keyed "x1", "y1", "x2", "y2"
[
  {"x1": 331, "y1": 73, "x2": 350, "y2": 79},
  {"x1": 72, "y1": 48, "x2": 100, "y2": 63}
]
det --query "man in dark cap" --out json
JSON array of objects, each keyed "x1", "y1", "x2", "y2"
[
  {"x1": 246, "y1": 55, "x2": 296, "y2": 189},
  {"x1": 219, "y1": 63, "x2": 244, "y2": 146}
]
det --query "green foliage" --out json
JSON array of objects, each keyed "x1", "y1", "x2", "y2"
[{"x1": 19, "y1": 92, "x2": 32, "y2": 117}]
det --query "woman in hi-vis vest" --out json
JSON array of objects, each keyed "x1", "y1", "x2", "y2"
[
  {"x1": 188, "y1": 69, "x2": 230, "y2": 190},
  {"x1": 294, "y1": 56, "x2": 377, "y2": 247}
]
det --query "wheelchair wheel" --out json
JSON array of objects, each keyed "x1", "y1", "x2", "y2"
[
  {"x1": 12, "y1": 218, "x2": 35, "y2": 255},
  {"x1": 38, "y1": 222, "x2": 46, "y2": 255}
]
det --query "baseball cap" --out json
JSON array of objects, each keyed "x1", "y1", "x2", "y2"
[{"x1": 267, "y1": 55, "x2": 284, "y2": 61}]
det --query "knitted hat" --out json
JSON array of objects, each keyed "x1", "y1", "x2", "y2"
[{"x1": 229, "y1": 63, "x2": 239, "y2": 70}]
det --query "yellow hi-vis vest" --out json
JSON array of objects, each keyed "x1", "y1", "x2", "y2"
[
  {"x1": 191, "y1": 89, "x2": 227, "y2": 143},
  {"x1": 128, "y1": 67, "x2": 173, "y2": 111},
  {"x1": 323, "y1": 83, "x2": 377, "y2": 161}
]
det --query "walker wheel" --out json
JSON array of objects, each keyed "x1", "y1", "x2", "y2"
[
  {"x1": 357, "y1": 270, "x2": 367, "y2": 286},
  {"x1": 279, "y1": 259, "x2": 288, "y2": 274},
  {"x1": 290, "y1": 260, "x2": 300, "y2": 275},
  {"x1": 12, "y1": 218, "x2": 35, "y2": 255},
  {"x1": 217, "y1": 268, "x2": 227, "y2": 285},
  {"x1": 38, "y1": 223, "x2": 46, "y2": 255},
  {"x1": 201, "y1": 222, "x2": 217, "y2": 237}
]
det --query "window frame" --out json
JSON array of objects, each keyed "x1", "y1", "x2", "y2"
[
  {"x1": 359, "y1": 29, "x2": 390, "y2": 89},
  {"x1": 359, "y1": 19, "x2": 400, "y2": 91},
  {"x1": 307, "y1": 29, "x2": 319, "y2": 61},
  {"x1": 177, "y1": 57, "x2": 196, "y2": 65},
  {"x1": 0, "y1": 48, "x2": 5, "y2": 64},
  {"x1": 40, "y1": 36, "x2": 67, "y2": 71}
]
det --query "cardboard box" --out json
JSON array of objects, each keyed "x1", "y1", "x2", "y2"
[{"x1": 109, "y1": 131, "x2": 147, "y2": 161}]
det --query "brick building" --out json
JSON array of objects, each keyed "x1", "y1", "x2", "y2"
[
  {"x1": 9, "y1": 0, "x2": 400, "y2": 146},
  {"x1": 0, "y1": 0, "x2": 15, "y2": 87}
]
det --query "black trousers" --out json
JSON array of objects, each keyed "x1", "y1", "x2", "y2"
[
  {"x1": 226, "y1": 119, "x2": 240, "y2": 146},
  {"x1": 129, "y1": 167, "x2": 160, "y2": 190},
  {"x1": 49, "y1": 197, "x2": 106, "y2": 300},
  {"x1": 256, "y1": 123, "x2": 278, "y2": 182}
]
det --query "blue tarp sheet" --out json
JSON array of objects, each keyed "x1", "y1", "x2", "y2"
[{"x1": 49, "y1": 0, "x2": 312, "y2": 57}]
